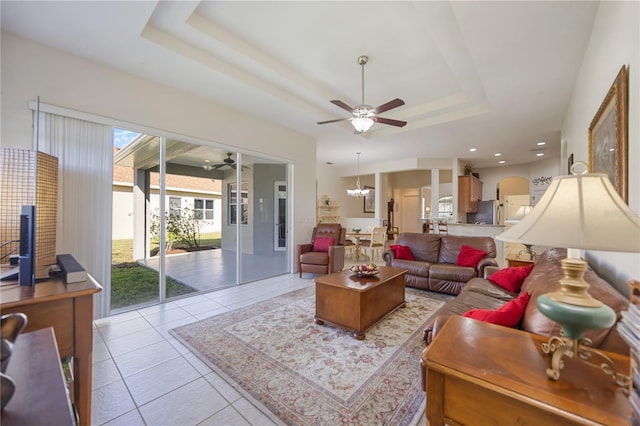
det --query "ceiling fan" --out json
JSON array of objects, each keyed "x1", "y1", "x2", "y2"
[
  {"x1": 317, "y1": 55, "x2": 407, "y2": 133},
  {"x1": 203, "y1": 153, "x2": 250, "y2": 171}
]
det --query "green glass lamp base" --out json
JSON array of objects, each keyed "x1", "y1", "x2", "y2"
[
  {"x1": 536, "y1": 295, "x2": 628, "y2": 388},
  {"x1": 536, "y1": 294, "x2": 616, "y2": 340}
]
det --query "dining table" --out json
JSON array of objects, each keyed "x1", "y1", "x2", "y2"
[{"x1": 345, "y1": 231, "x2": 369, "y2": 261}]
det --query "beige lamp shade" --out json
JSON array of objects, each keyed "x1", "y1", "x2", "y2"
[{"x1": 497, "y1": 172, "x2": 640, "y2": 253}]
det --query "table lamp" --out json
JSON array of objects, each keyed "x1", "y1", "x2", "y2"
[{"x1": 497, "y1": 163, "x2": 639, "y2": 386}]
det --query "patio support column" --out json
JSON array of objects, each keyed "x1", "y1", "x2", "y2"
[{"x1": 132, "y1": 168, "x2": 150, "y2": 260}]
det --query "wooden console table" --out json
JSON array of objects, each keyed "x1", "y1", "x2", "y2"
[
  {"x1": 2, "y1": 328, "x2": 75, "y2": 426},
  {"x1": 421, "y1": 315, "x2": 630, "y2": 425},
  {"x1": 1, "y1": 273, "x2": 102, "y2": 426},
  {"x1": 505, "y1": 255, "x2": 536, "y2": 268}
]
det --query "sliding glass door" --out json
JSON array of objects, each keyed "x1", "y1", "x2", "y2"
[{"x1": 111, "y1": 131, "x2": 290, "y2": 313}]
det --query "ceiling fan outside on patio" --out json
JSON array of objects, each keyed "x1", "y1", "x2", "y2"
[
  {"x1": 203, "y1": 153, "x2": 250, "y2": 171},
  {"x1": 317, "y1": 55, "x2": 407, "y2": 133}
]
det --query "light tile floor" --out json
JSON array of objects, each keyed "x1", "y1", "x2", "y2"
[{"x1": 92, "y1": 251, "x2": 428, "y2": 425}]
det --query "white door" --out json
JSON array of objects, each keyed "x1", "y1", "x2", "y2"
[
  {"x1": 274, "y1": 181, "x2": 287, "y2": 251},
  {"x1": 402, "y1": 194, "x2": 421, "y2": 233}
]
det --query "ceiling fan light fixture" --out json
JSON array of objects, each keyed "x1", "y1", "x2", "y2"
[
  {"x1": 352, "y1": 117, "x2": 374, "y2": 133},
  {"x1": 346, "y1": 179, "x2": 370, "y2": 198},
  {"x1": 317, "y1": 55, "x2": 407, "y2": 131}
]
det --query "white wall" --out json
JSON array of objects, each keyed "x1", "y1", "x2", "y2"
[
  {"x1": 475, "y1": 157, "x2": 560, "y2": 203},
  {"x1": 561, "y1": 1, "x2": 640, "y2": 295},
  {"x1": 476, "y1": 163, "x2": 531, "y2": 201},
  {"x1": 1, "y1": 31, "x2": 318, "y2": 269}
]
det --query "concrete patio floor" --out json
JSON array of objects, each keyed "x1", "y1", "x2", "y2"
[{"x1": 138, "y1": 248, "x2": 288, "y2": 292}]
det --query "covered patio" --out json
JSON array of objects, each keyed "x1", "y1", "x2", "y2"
[{"x1": 137, "y1": 248, "x2": 287, "y2": 292}]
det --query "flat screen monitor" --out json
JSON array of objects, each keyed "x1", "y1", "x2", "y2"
[{"x1": 18, "y1": 205, "x2": 36, "y2": 286}]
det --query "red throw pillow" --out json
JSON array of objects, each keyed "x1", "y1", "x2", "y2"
[
  {"x1": 313, "y1": 237, "x2": 334, "y2": 252},
  {"x1": 489, "y1": 264, "x2": 534, "y2": 293},
  {"x1": 389, "y1": 244, "x2": 415, "y2": 261},
  {"x1": 462, "y1": 292, "x2": 531, "y2": 327},
  {"x1": 456, "y1": 245, "x2": 487, "y2": 268}
]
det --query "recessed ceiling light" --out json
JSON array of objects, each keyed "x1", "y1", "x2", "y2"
[
  {"x1": 609, "y1": 148, "x2": 615, "y2": 152},
  {"x1": 537, "y1": 141, "x2": 546, "y2": 146},
  {"x1": 469, "y1": 148, "x2": 477, "y2": 152},
  {"x1": 499, "y1": 160, "x2": 506, "y2": 164},
  {"x1": 494, "y1": 153, "x2": 502, "y2": 157},
  {"x1": 204, "y1": 159, "x2": 210, "y2": 163},
  {"x1": 536, "y1": 153, "x2": 544, "y2": 157}
]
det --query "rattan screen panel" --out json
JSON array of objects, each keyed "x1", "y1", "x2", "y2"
[{"x1": 0, "y1": 148, "x2": 58, "y2": 268}]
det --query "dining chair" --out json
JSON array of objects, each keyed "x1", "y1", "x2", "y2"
[
  {"x1": 360, "y1": 227, "x2": 387, "y2": 260},
  {"x1": 438, "y1": 220, "x2": 448, "y2": 235}
]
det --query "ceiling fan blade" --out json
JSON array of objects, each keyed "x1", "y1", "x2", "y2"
[
  {"x1": 318, "y1": 117, "x2": 350, "y2": 125},
  {"x1": 374, "y1": 98, "x2": 405, "y2": 114},
  {"x1": 376, "y1": 117, "x2": 407, "y2": 127},
  {"x1": 330, "y1": 100, "x2": 354, "y2": 113}
]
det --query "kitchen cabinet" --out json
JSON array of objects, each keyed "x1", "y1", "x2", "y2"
[{"x1": 458, "y1": 175, "x2": 483, "y2": 213}]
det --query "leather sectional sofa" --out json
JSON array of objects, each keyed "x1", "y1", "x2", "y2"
[
  {"x1": 382, "y1": 232, "x2": 498, "y2": 295},
  {"x1": 422, "y1": 247, "x2": 630, "y2": 355}
]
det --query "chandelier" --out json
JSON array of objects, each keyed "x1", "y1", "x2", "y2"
[{"x1": 346, "y1": 152, "x2": 370, "y2": 198}]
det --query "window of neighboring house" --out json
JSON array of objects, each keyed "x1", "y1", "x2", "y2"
[
  {"x1": 194, "y1": 198, "x2": 214, "y2": 220},
  {"x1": 228, "y1": 181, "x2": 248, "y2": 225},
  {"x1": 438, "y1": 195, "x2": 454, "y2": 219},
  {"x1": 169, "y1": 197, "x2": 182, "y2": 216}
]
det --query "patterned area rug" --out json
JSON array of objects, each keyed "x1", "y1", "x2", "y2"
[{"x1": 170, "y1": 286, "x2": 450, "y2": 425}]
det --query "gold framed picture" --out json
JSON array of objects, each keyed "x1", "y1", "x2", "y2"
[
  {"x1": 588, "y1": 65, "x2": 628, "y2": 203},
  {"x1": 363, "y1": 186, "x2": 375, "y2": 213}
]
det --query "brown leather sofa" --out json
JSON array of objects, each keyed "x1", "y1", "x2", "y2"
[
  {"x1": 296, "y1": 223, "x2": 346, "y2": 277},
  {"x1": 382, "y1": 232, "x2": 498, "y2": 295},
  {"x1": 422, "y1": 248, "x2": 630, "y2": 355}
]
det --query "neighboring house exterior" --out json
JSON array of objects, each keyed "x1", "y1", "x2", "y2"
[{"x1": 112, "y1": 149, "x2": 222, "y2": 240}]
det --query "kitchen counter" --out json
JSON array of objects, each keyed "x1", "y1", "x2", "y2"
[
  {"x1": 449, "y1": 223, "x2": 505, "y2": 227},
  {"x1": 447, "y1": 223, "x2": 505, "y2": 235}
]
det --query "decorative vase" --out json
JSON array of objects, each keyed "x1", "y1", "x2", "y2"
[
  {"x1": 1, "y1": 313, "x2": 28, "y2": 373},
  {"x1": 1, "y1": 373, "x2": 15, "y2": 410},
  {"x1": 0, "y1": 313, "x2": 27, "y2": 410}
]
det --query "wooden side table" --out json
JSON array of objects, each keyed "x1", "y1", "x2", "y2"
[
  {"x1": 505, "y1": 255, "x2": 536, "y2": 267},
  {"x1": 1, "y1": 273, "x2": 102, "y2": 426},
  {"x1": 421, "y1": 316, "x2": 630, "y2": 426}
]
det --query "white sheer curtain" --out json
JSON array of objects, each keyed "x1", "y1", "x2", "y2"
[{"x1": 37, "y1": 112, "x2": 113, "y2": 318}]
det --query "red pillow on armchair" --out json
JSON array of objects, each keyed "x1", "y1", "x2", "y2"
[{"x1": 312, "y1": 237, "x2": 334, "y2": 252}]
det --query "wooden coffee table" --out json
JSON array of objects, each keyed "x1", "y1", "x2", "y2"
[{"x1": 314, "y1": 266, "x2": 406, "y2": 340}]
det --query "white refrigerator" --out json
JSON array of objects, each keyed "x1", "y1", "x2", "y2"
[{"x1": 503, "y1": 194, "x2": 531, "y2": 224}]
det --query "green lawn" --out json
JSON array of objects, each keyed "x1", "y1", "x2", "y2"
[
  {"x1": 110, "y1": 263, "x2": 193, "y2": 309},
  {"x1": 110, "y1": 232, "x2": 221, "y2": 310}
]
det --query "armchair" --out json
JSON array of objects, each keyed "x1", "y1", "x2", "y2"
[{"x1": 297, "y1": 223, "x2": 346, "y2": 277}]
